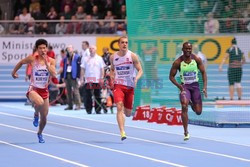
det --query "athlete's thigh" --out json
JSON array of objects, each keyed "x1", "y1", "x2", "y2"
[
  {"x1": 179, "y1": 85, "x2": 191, "y2": 105},
  {"x1": 124, "y1": 88, "x2": 134, "y2": 110},
  {"x1": 28, "y1": 91, "x2": 44, "y2": 106},
  {"x1": 113, "y1": 85, "x2": 125, "y2": 104},
  {"x1": 190, "y1": 84, "x2": 202, "y2": 105}
]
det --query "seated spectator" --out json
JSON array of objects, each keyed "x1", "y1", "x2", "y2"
[
  {"x1": 19, "y1": 7, "x2": 32, "y2": 23},
  {"x1": 31, "y1": 6, "x2": 46, "y2": 20},
  {"x1": 0, "y1": 24, "x2": 5, "y2": 34},
  {"x1": 104, "y1": 10, "x2": 115, "y2": 20},
  {"x1": 66, "y1": 15, "x2": 78, "y2": 34},
  {"x1": 60, "y1": 0, "x2": 74, "y2": 14},
  {"x1": 116, "y1": 4, "x2": 126, "y2": 19},
  {"x1": 14, "y1": 0, "x2": 29, "y2": 17},
  {"x1": 29, "y1": 0, "x2": 41, "y2": 14},
  {"x1": 96, "y1": 20, "x2": 109, "y2": 34},
  {"x1": 82, "y1": 15, "x2": 97, "y2": 34},
  {"x1": 91, "y1": 5, "x2": 103, "y2": 19},
  {"x1": 56, "y1": 16, "x2": 67, "y2": 34},
  {"x1": 75, "y1": 5, "x2": 86, "y2": 20},
  {"x1": 107, "y1": 21, "x2": 117, "y2": 34},
  {"x1": 60, "y1": 4, "x2": 72, "y2": 20},
  {"x1": 8, "y1": 16, "x2": 25, "y2": 34},
  {"x1": 204, "y1": 12, "x2": 219, "y2": 34},
  {"x1": 36, "y1": 22, "x2": 49, "y2": 35},
  {"x1": 25, "y1": 17, "x2": 35, "y2": 34},
  {"x1": 47, "y1": 6, "x2": 58, "y2": 34},
  {"x1": 47, "y1": 6, "x2": 58, "y2": 20},
  {"x1": 116, "y1": 22, "x2": 126, "y2": 35}
]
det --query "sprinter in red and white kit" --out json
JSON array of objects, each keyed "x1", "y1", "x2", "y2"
[
  {"x1": 110, "y1": 36, "x2": 143, "y2": 140},
  {"x1": 12, "y1": 39, "x2": 56, "y2": 143}
]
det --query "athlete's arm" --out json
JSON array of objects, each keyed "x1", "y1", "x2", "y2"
[
  {"x1": 195, "y1": 56, "x2": 207, "y2": 98},
  {"x1": 109, "y1": 54, "x2": 115, "y2": 81},
  {"x1": 219, "y1": 53, "x2": 229, "y2": 71},
  {"x1": 169, "y1": 59, "x2": 183, "y2": 92},
  {"x1": 132, "y1": 53, "x2": 143, "y2": 87},
  {"x1": 46, "y1": 57, "x2": 57, "y2": 78},
  {"x1": 12, "y1": 55, "x2": 33, "y2": 79}
]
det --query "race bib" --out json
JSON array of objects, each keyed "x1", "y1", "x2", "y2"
[{"x1": 67, "y1": 66, "x2": 72, "y2": 72}]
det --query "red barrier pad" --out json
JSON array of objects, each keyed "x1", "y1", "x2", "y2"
[{"x1": 132, "y1": 105, "x2": 150, "y2": 121}]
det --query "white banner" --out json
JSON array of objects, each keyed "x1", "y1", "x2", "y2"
[
  {"x1": 0, "y1": 36, "x2": 96, "y2": 65},
  {"x1": 235, "y1": 35, "x2": 250, "y2": 63}
]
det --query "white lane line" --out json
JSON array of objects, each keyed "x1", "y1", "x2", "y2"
[
  {"x1": 1, "y1": 104, "x2": 249, "y2": 148},
  {"x1": 51, "y1": 113, "x2": 250, "y2": 148},
  {"x1": 0, "y1": 140, "x2": 89, "y2": 167},
  {"x1": 0, "y1": 123, "x2": 186, "y2": 167},
  {"x1": 0, "y1": 111, "x2": 250, "y2": 163}
]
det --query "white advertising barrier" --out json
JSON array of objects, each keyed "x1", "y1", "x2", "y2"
[
  {"x1": 235, "y1": 35, "x2": 250, "y2": 63},
  {"x1": 0, "y1": 36, "x2": 96, "y2": 65}
]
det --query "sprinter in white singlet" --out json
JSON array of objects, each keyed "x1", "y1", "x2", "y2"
[
  {"x1": 110, "y1": 36, "x2": 143, "y2": 141},
  {"x1": 12, "y1": 39, "x2": 56, "y2": 143}
]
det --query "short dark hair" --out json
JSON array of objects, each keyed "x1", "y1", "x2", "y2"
[
  {"x1": 35, "y1": 39, "x2": 48, "y2": 48},
  {"x1": 82, "y1": 41, "x2": 89, "y2": 47},
  {"x1": 231, "y1": 38, "x2": 237, "y2": 44}
]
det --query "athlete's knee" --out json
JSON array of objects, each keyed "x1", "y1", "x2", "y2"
[
  {"x1": 116, "y1": 102, "x2": 123, "y2": 111},
  {"x1": 181, "y1": 104, "x2": 188, "y2": 111},
  {"x1": 234, "y1": 83, "x2": 242, "y2": 88},
  {"x1": 124, "y1": 108, "x2": 132, "y2": 117},
  {"x1": 35, "y1": 99, "x2": 44, "y2": 107}
]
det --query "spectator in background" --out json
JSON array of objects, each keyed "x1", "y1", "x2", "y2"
[
  {"x1": 47, "y1": 6, "x2": 58, "y2": 20},
  {"x1": 75, "y1": 5, "x2": 86, "y2": 19},
  {"x1": 60, "y1": 0, "x2": 74, "y2": 14},
  {"x1": 82, "y1": 15, "x2": 97, "y2": 34},
  {"x1": 13, "y1": 0, "x2": 29, "y2": 17},
  {"x1": 219, "y1": 38, "x2": 246, "y2": 100},
  {"x1": 204, "y1": 12, "x2": 220, "y2": 34},
  {"x1": 56, "y1": 49, "x2": 67, "y2": 105},
  {"x1": 62, "y1": 45, "x2": 82, "y2": 110},
  {"x1": 47, "y1": 45, "x2": 56, "y2": 59},
  {"x1": 29, "y1": 0, "x2": 41, "y2": 14},
  {"x1": 91, "y1": 5, "x2": 103, "y2": 19},
  {"x1": 46, "y1": 6, "x2": 58, "y2": 34},
  {"x1": 65, "y1": 15, "x2": 78, "y2": 34},
  {"x1": 102, "y1": 47, "x2": 111, "y2": 67},
  {"x1": 19, "y1": 7, "x2": 32, "y2": 23},
  {"x1": 36, "y1": 22, "x2": 49, "y2": 34},
  {"x1": 80, "y1": 45, "x2": 105, "y2": 114},
  {"x1": 60, "y1": 4, "x2": 72, "y2": 20},
  {"x1": 25, "y1": 17, "x2": 35, "y2": 34},
  {"x1": 56, "y1": 16, "x2": 67, "y2": 34},
  {"x1": 79, "y1": 41, "x2": 90, "y2": 105},
  {"x1": 9, "y1": 16, "x2": 25, "y2": 34},
  {"x1": 31, "y1": 6, "x2": 46, "y2": 20},
  {"x1": 80, "y1": 40, "x2": 90, "y2": 59},
  {"x1": 116, "y1": 4, "x2": 126, "y2": 19}
]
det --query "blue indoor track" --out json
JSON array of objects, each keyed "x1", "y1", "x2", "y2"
[{"x1": 0, "y1": 102, "x2": 250, "y2": 167}]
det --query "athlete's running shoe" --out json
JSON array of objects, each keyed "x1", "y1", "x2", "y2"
[
  {"x1": 33, "y1": 115, "x2": 39, "y2": 127},
  {"x1": 121, "y1": 131, "x2": 127, "y2": 141},
  {"x1": 184, "y1": 133, "x2": 190, "y2": 141},
  {"x1": 37, "y1": 133, "x2": 45, "y2": 143}
]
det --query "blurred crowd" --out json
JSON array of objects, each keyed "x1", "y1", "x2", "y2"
[
  {"x1": 0, "y1": 0, "x2": 249, "y2": 35},
  {"x1": 0, "y1": 0, "x2": 127, "y2": 35}
]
